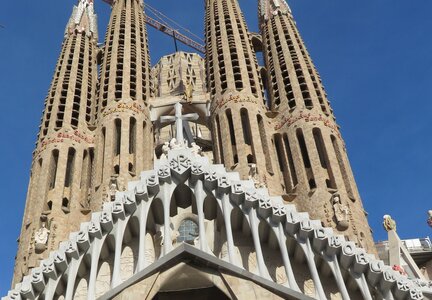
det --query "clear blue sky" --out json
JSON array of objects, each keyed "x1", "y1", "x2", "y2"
[{"x1": 0, "y1": 0, "x2": 431, "y2": 293}]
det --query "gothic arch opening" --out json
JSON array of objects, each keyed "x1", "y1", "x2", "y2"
[{"x1": 169, "y1": 183, "x2": 197, "y2": 217}]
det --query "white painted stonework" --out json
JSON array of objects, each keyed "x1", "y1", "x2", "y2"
[{"x1": 4, "y1": 147, "x2": 432, "y2": 300}]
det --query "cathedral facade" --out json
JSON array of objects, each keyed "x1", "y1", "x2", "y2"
[{"x1": 4, "y1": 0, "x2": 431, "y2": 299}]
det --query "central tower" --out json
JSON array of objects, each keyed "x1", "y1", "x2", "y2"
[{"x1": 92, "y1": 0, "x2": 153, "y2": 208}]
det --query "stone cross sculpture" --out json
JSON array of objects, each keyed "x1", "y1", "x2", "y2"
[{"x1": 160, "y1": 102, "x2": 199, "y2": 146}]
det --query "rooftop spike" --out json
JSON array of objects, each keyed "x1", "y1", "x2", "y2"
[
  {"x1": 259, "y1": 0, "x2": 291, "y2": 21},
  {"x1": 65, "y1": 0, "x2": 98, "y2": 39}
]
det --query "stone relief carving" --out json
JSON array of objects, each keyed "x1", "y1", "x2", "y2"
[
  {"x1": 332, "y1": 194, "x2": 349, "y2": 230},
  {"x1": 427, "y1": 210, "x2": 432, "y2": 228},
  {"x1": 155, "y1": 224, "x2": 179, "y2": 246},
  {"x1": 34, "y1": 222, "x2": 50, "y2": 253},
  {"x1": 183, "y1": 80, "x2": 194, "y2": 103},
  {"x1": 383, "y1": 214, "x2": 397, "y2": 232},
  {"x1": 248, "y1": 164, "x2": 266, "y2": 189}
]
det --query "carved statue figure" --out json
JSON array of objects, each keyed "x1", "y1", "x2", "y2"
[
  {"x1": 169, "y1": 138, "x2": 182, "y2": 149},
  {"x1": 332, "y1": 194, "x2": 350, "y2": 230},
  {"x1": 103, "y1": 176, "x2": 119, "y2": 204},
  {"x1": 155, "y1": 224, "x2": 180, "y2": 246},
  {"x1": 183, "y1": 80, "x2": 194, "y2": 103},
  {"x1": 383, "y1": 215, "x2": 397, "y2": 232},
  {"x1": 427, "y1": 210, "x2": 432, "y2": 228},
  {"x1": 248, "y1": 164, "x2": 266, "y2": 188},
  {"x1": 190, "y1": 142, "x2": 202, "y2": 157},
  {"x1": 160, "y1": 142, "x2": 170, "y2": 160},
  {"x1": 34, "y1": 222, "x2": 50, "y2": 253}
]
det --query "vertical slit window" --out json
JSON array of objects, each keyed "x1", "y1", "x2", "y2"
[
  {"x1": 215, "y1": 116, "x2": 224, "y2": 164},
  {"x1": 296, "y1": 129, "x2": 315, "y2": 189},
  {"x1": 296, "y1": 129, "x2": 311, "y2": 168},
  {"x1": 257, "y1": 115, "x2": 272, "y2": 173},
  {"x1": 226, "y1": 109, "x2": 236, "y2": 146},
  {"x1": 240, "y1": 108, "x2": 252, "y2": 146},
  {"x1": 115, "y1": 119, "x2": 122, "y2": 156},
  {"x1": 129, "y1": 117, "x2": 137, "y2": 174},
  {"x1": 313, "y1": 128, "x2": 336, "y2": 189},
  {"x1": 80, "y1": 150, "x2": 89, "y2": 189},
  {"x1": 101, "y1": 127, "x2": 106, "y2": 183},
  {"x1": 283, "y1": 134, "x2": 298, "y2": 188},
  {"x1": 49, "y1": 150, "x2": 59, "y2": 190},
  {"x1": 129, "y1": 117, "x2": 136, "y2": 154},
  {"x1": 331, "y1": 135, "x2": 355, "y2": 200},
  {"x1": 64, "y1": 148, "x2": 76, "y2": 188}
]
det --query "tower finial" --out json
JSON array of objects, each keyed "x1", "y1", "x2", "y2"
[
  {"x1": 65, "y1": 0, "x2": 98, "y2": 38},
  {"x1": 260, "y1": 0, "x2": 291, "y2": 21}
]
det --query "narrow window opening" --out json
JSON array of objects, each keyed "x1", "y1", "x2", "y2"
[
  {"x1": 49, "y1": 150, "x2": 59, "y2": 190},
  {"x1": 64, "y1": 148, "x2": 76, "y2": 188},
  {"x1": 331, "y1": 135, "x2": 355, "y2": 200},
  {"x1": 215, "y1": 116, "x2": 224, "y2": 164},
  {"x1": 115, "y1": 119, "x2": 121, "y2": 156},
  {"x1": 240, "y1": 108, "x2": 252, "y2": 146},
  {"x1": 257, "y1": 115, "x2": 273, "y2": 173},
  {"x1": 283, "y1": 134, "x2": 298, "y2": 188},
  {"x1": 296, "y1": 129, "x2": 311, "y2": 168},
  {"x1": 313, "y1": 128, "x2": 336, "y2": 189}
]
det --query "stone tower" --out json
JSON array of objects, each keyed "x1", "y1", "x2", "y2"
[
  {"x1": 259, "y1": 0, "x2": 375, "y2": 252},
  {"x1": 92, "y1": 0, "x2": 153, "y2": 209},
  {"x1": 13, "y1": 0, "x2": 99, "y2": 283},
  {"x1": 205, "y1": 0, "x2": 282, "y2": 194}
]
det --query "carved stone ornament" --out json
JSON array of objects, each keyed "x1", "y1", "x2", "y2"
[
  {"x1": 34, "y1": 222, "x2": 50, "y2": 253},
  {"x1": 332, "y1": 194, "x2": 349, "y2": 231},
  {"x1": 427, "y1": 210, "x2": 432, "y2": 228},
  {"x1": 383, "y1": 214, "x2": 397, "y2": 232},
  {"x1": 248, "y1": 164, "x2": 266, "y2": 189}
]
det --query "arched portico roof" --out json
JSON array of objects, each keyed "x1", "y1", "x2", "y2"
[{"x1": 4, "y1": 147, "x2": 431, "y2": 300}]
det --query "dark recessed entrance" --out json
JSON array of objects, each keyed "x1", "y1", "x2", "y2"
[{"x1": 152, "y1": 286, "x2": 230, "y2": 300}]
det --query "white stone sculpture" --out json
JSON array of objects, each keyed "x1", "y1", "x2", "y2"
[
  {"x1": 34, "y1": 223, "x2": 50, "y2": 252},
  {"x1": 332, "y1": 194, "x2": 350, "y2": 230},
  {"x1": 248, "y1": 164, "x2": 266, "y2": 189},
  {"x1": 190, "y1": 142, "x2": 202, "y2": 157},
  {"x1": 383, "y1": 214, "x2": 397, "y2": 232}
]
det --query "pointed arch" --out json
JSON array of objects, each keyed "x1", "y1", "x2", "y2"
[{"x1": 169, "y1": 183, "x2": 197, "y2": 217}]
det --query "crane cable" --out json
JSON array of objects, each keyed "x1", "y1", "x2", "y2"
[{"x1": 144, "y1": 3, "x2": 204, "y2": 43}]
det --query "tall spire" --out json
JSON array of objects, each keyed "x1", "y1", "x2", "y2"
[
  {"x1": 91, "y1": 0, "x2": 153, "y2": 208},
  {"x1": 13, "y1": 0, "x2": 99, "y2": 284},
  {"x1": 205, "y1": 0, "x2": 282, "y2": 194},
  {"x1": 259, "y1": 2, "x2": 376, "y2": 252}
]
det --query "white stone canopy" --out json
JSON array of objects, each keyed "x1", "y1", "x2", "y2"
[{"x1": 4, "y1": 147, "x2": 431, "y2": 300}]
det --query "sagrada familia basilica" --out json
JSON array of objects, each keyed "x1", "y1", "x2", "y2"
[{"x1": 3, "y1": 0, "x2": 432, "y2": 299}]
